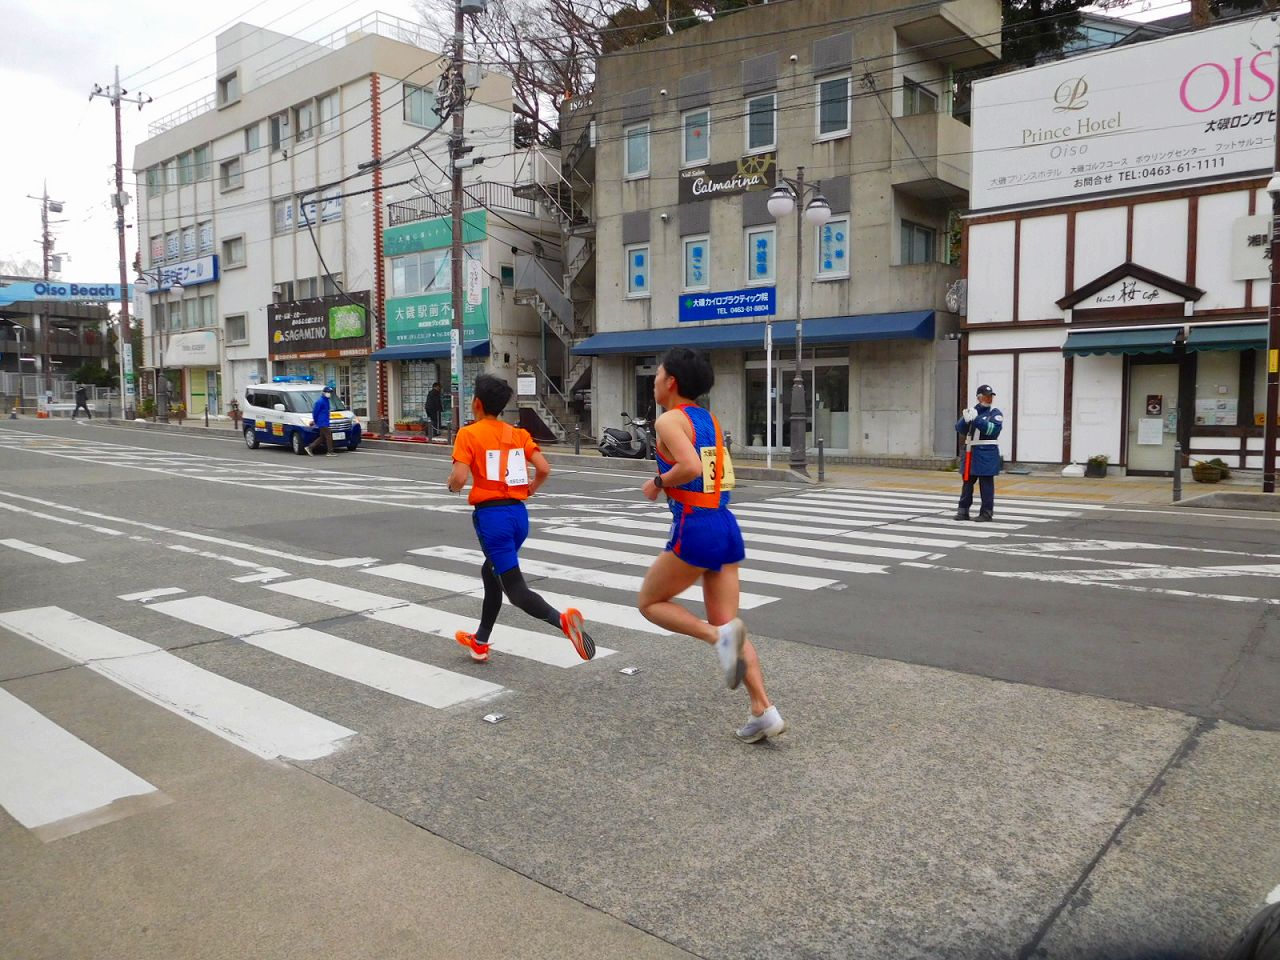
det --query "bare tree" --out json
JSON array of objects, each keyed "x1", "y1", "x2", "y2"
[{"x1": 0, "y1": 257, "x2": 42, "y2": 278}]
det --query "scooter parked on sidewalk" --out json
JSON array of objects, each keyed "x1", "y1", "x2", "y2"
[{"x1": 598, "y1": 412, "x2": 654, "y2": 459}]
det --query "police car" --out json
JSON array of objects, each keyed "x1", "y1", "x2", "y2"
[{"x1": 241, "y1": 376, "x2": 362, "y2": 454}]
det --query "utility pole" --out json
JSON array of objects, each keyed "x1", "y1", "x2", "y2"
[
  {"x1": 1264, "y1": 52, "x2": 1280, "y2": 493},
  {"x1": 27, "y1": 184, "x2": 63, "y2": 400},
  {"x1": 91, "y1": 66, "x2": 151, "y2": 419}
]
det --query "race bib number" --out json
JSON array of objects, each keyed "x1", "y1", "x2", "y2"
[
  {"x1": 700, "y1": 447, "x2": 735, "y2": 490},
  {"x1": 486, "y1": 448, "x2": 529, "y2": 486}
]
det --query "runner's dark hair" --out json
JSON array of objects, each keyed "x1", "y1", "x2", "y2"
[
  {"x1": 659, "y1": 347, "x2": 714, "y2": 400},
  {"x1": 474, "y1": 374, "x2": 514, "y2": 415}
]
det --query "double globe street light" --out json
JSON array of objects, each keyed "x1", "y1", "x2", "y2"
[
  {"x1": 768, "y1": 165, "x2": 831, "y2": 474},
  {"x1": 136, "y1": 269, "x2": 183, "y2": 420}
]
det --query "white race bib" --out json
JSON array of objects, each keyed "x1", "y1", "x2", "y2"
[{"x1": 485, "y1": 447, "x2": 529, "y2": 486}]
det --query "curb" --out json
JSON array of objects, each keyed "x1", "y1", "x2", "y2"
[{"x1": 1174, "y1": 491, "x2": 1280, "y2": 512}]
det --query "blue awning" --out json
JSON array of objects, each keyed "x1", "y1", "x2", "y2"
[
  {"x1": 370, "y1": 340, "x2": 490, "y2": 361},
  {"x1": 571, "y1": 311, "x2": 935, "y2": 356}
]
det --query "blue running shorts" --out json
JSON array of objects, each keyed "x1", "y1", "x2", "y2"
[
  {"x1": 471, "y1": 501, "x2": 529, "y2": 574},
  {"x1": 665, "y1": 505, "x2": 746, "y2": 572}
]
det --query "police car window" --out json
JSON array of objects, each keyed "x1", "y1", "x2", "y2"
[
  {"x1": 287, "y1": 390, "x2": 323, "y2": 413},
  {"x1": 261, "y1": 391, "x2": 284, "y2": 409}
]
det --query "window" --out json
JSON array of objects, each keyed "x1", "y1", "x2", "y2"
[
  {"x1": 244, "y1": 123, "x2": 261, "y2": 153},
  {"x1": 624, "y1": 122, "x2": 650, "y2": 178},
  {"x1": 745, "y1": 93, "x2": 776, "y2": 153},
  {"x1": 901, "y1": 220, "x2": 936, "y2": 264},
  {"x1": 682, "y1": 109, "x2": 709, "y2": 166},
  {"x1": 817, "y1": 216, "x2": 850, "y2": 277},
  {"x1": 199, "y1": 295, "x2": 216, "y2": 328},
  {"x1": 185, "y1": 298, "x2": 200, "y2": 329},
  {"x1": 168, "y1": 301, "x2": 184, "y2": 331},
  {"x1": 198, "y1": 221, "x2": 213, "y2": 254},
  {"x1": 294, "y1": 103, "x2": 314, "y2": 142},
  {"x1": 221, "y1": 235, "x2": 246, "y2": 268},
  {"x1": 162, "y1": 158, "x2": 177, "y2": 192},
  {"x1": 319, "y1": 187, "x2": 343, "y2": 223},
  {"x1": 193, "y1": 145, "x2": 211, "y2": 181},
  {"x1": 219, "y1": 157, "x2": 242, "y2": 190},
  {"x1": 745, "y1": 226, "x2": 775, "y2": 284},
  {"x1": 273, "y1": 198, "x2": 294, "y2": 234},
  {"x1": 146, "y1": 166, "x2": 161, "y2": 196},
  {"x1": 390, "y1": 248, "x2": 472, "y2": 296},
  {"x1": 225, "y1": 314, "x2": 247, "y2": 344},
  {"x1": 177, "y1": 152, "x2": 194, "y2": 186},
  {"x1": 903, "y1": 78, "x2": 938, "y2": 117},
  {"x1": 625, "y1": 244, "x2": 650, "y2": 297},
  {"x1": 817, "y1": 75, "x2": 851, "y2": 139},
  {"x1": 270, "y1": 113, "x2": 288, "y2": 152},
  {"x1": 217, "y1": 72, "x2": 240, "y2": 106},
  {"x1": 274, "y1": 281, "x2": 296, "y2": 303},
  {"x1": 181, "y1": 226, "x2": 196, "y2": 257},
  {"x1": 403, "y1": 83, "x2": 436, "y2": 127},
  {"x1": 164, "y1": 231, "x2": 179, "y2": 262},
  {"x1": 318, "y1": 92, "x2": 339, "y2": 135},
  {"x1": 500, "y1": 265, "x2": 514, "y2": 288},
  {"x1": 149, "y1": 235, "x2": 163, "y2": 266},
  {"x1": 683, "y1": 235, "x2": 710, "y2": 290}
]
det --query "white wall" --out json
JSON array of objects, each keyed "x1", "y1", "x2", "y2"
[
  {"x1": 1017, "y1": 353, "x2": 1064, "y2": 462},
  {"x1": 1132, "y1": 200, "x2": 1187, "y2": 281},
  {"x1": 967, "y1": 220, "x2": 1014, "y2": 324},
  {"x1": 1069, "y1": 354, "x2": 1123, "y2": 463},
  {"x1": 1073, "y1": 206, "x2": 1127, "y2": 288},
  {"x1": 966, "y1": 353, "x2": 1013, "y2": 462},
  {"x1": 1195, "y1": 191, "x2": 1249, "y2": 310},
  {"x1": 1017, "y1": 214, "x2": 1067, "y2": 320}
]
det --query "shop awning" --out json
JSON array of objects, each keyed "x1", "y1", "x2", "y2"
[
  {"x1": 1061, "y1": 327, "x2": 1180, "y2": 357},
  {"x1": 1185, "y1": 322, "x2": 1268, "y2": 352},
  {"x1": 370, "y1": 340, "x2": 490, "y2": 361},
  {"x1": 571, "y1": 311, "x2": 935, "y2": 356}
]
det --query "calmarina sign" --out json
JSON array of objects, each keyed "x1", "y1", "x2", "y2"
[
  {"x1": 971, "y1": 16, "x2": 1277, "y2": 210},
  {"x1": 678, "y1": 153, "x2": 777, "y2": 204}
]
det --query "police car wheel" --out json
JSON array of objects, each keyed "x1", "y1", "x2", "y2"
[
  {"x1": 243, "y1": 426, "x2": 259, "y2": 449},
  {"x1": 290, "y1": 430, "x2": 306, "y2": 455}
]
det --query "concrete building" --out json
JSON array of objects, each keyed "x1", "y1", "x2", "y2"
[
  {"x1": 965, "y1": 15, "x2": 1276, "y2": 474},
  {"x1": 519, "y1": 0, "x2": 1000, "y2": 459},
  {"x1": 133, "y1": 13, "x2": 554, "y2": 425}
]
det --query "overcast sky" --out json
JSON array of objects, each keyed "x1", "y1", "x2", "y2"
[{"x1": 1, "y1": 0, "x2": 1185, "y2": 284}]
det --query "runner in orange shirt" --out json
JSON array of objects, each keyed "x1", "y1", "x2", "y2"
[{"x1": 447, "y1": 374, "x2": 594, "y2": 664}]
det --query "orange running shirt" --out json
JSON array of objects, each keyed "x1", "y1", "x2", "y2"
[{"x1": 452, "y1": 418, "x2": 541, "y2": 505}]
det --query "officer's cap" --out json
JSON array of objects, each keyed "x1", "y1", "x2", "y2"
[{"x1": 975, "y1": 384, "x2": 996, "y2": 396}]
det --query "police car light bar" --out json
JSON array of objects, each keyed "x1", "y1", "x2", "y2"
[{"x1": 271, "y1": 375, "x2": 314, "y2": 382}]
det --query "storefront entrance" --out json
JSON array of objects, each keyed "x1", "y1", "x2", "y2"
[
  {"x1": 1127, "y1": 362, "x2": 1179, "y2": 473},
  {"x1": 746, "y1": 351, "x2": 850, "y2": 451}
]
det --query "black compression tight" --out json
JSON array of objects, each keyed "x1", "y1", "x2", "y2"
[{"x1": 475, "y1": 560, "x2": 561, "y2": 643}]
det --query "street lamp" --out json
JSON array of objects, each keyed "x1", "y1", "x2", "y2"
[
  {"x1": 136, "y1": 270, "x2": 183, "y2": 420},
  {"x1": 769, "y1": 165, "x2": 831, "y2": 474}
]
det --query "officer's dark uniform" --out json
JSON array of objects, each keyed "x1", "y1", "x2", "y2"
[{"x1": 954, "y1": 385, "x2": 1004, "y2": 522}]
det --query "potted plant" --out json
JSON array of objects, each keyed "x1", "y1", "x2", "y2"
[
  {"x1": 1085, "y1": 454, "x2": 1109, "y2": 478},
  {"x1": 1192, "y1": 459, "x2": 1222, "y2": 483},
  {"x1": 1206, "y1": 457, "x2": 1231, "y2": 480},
  {"x1": 170, "y1": 403, "x2": 187, "y2": 424}
]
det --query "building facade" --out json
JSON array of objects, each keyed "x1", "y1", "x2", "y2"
[
  {"x1": 535, "y1": 0, "x2": 999, "y2": 457},
  {"x1": 965, "y1": 16, "x2": 1276, "y2": 474},
  {"x1": 133, "y1": 14, "x2": 551, "y2": 423}
]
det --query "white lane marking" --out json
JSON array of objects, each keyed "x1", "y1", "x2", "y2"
[
  {"x1": 796, "y1": 491, "x2": 1075, "y2": 521},
  {"x1": 543, "y1": 525, "x2": 890, "y2": 576},
  {"x1": 599, "y1": 518, "x2": 929, "y2": 561},
  {"x1": 266, "y1": 578, "x2": 613, "y2": 668},
  {"x1": 0, "y1": 491, "x2": 375, "y2": 567},
  {"x1": 146, "y1": 596, "x2": 504, "y2": 709},
  {"x1": 521, "y1": 537, "x2": 837, "y2": 590},
  {"x1": 0, "y1": 501, "x2": 125, "y2": 536},
  {"x1": 0, "y1": 607, "x2": 355, "y2": 760},
  {"x1": 1267, "y1": 885, "x2": 1280, "y2": 905},
  {"x1": 117, "y1": 587, "x2": 186, "y2": 602},
  {"x1": 880, "y1": 523, "x2": 1012, "y2": 538},
  {"x1": 231, "y1": 571, "x2": 292, "y2": 584},
  {"x1": 0, "y1": 687, "x2": 165, "y2": 839},
  {"x1": 364, "y1": 559, "x2": 666, "y2": 634},
  {"x1": 731, "y1": 506, "x2": 967, "y2": 547},
  {"x1": 802, "y1": 488, "x2": 1103, "y2": 512},
  {"x1": 409, "y1": 544, "x2": 778, "y2": 610},
  {"x1": 0, "y1": 539, "x2": 84, "y2": 564},
  {"x1": 970, "y1": 563, "x2": 1280, "y2": 584}
]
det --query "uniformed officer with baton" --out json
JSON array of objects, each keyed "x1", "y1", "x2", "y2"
[{"x1": 954, "y1": 384, "x2": 1004, "y2": 522}]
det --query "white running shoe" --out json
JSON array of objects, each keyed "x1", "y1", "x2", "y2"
[
  {"x1": 715, "y1": 619, "x2": 747, "y2": 690},
  {"x1": 736, "y1": 706, "x2": 786, "y2": 743}
]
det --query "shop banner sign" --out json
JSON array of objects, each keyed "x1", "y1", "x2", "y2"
[
  {"x1": 268, "y1": 291, "x2": 372, "y2": 360},
  {"x1": 972, "y1": 17, "x2": 1276, "y2": 210},
  {"x1": 679, "y1": 286, "x2": 775, "y2": 322},
  {"x1": 383, "y1": 210, "x2": 487, "y2": 256},
  {"x1": 164, "y1": 330, "x2": 217, "y2": 367},
  {"x1": 146, "y1": 255, "x2": 219, "y2": 292},
  {"x1": 1231, "y1": 215, "x2": 1271, "y2": 280},
  {"x1": 678, "y1": 153, "x2": 776, "y2": 204},
  {"x1": 385, "y1": 290, "x2": 489, "y2": 346}
]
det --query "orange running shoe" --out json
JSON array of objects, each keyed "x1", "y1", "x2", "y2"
[
  {"x1": 455, "y1": 630, "x2": 489, "y2": 663},
  {"x1": 560, "y1": 608, "x2": 595, "y2": 661}
]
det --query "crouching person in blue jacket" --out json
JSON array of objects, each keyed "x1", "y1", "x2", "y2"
[{"x1": 954, "y1": 384, "x2": 1004, "y2": 522}]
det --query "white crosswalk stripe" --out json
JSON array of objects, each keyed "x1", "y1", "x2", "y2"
[
  {"x1": 597, "y1": 517, "x2": 931, "y2": 561},
  {"x1": 145, "y1": 596, "x2": 505, "y2": 709}
]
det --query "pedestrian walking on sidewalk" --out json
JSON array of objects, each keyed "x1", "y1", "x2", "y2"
[
  {"x1": 305, "y1": 386, "x2": 335, "y2": 456},
  {"x1": 447, "y1": 373, "x2": 595, "y2": 665},
  {"x1": 954, "y1": 384, "x2": 1004, "y2": 522},
  {"x1": 72, "y1": 386, "x2": 92, "y2": 419},
  {"x1": 637, "y1": 347, "x2": 785, "y2": 743},
  {"x1": 424, "y1": 381, "x2": 443, "y2": 436}
]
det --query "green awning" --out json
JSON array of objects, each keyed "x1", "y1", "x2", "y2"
[
  {"x1": 1062, "y1": 327, "x2": 1180, "y2": 357},
  {"x1": 1185, "y1": 323, "x2": 1268, "y2": 352}
]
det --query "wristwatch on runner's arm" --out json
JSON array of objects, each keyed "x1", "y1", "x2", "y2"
[{"x1": 653, "y1": 473, "x2": 664, "y2": 489}]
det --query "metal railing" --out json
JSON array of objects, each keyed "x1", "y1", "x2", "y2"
[
  {"x1": 513, "y1": 254, "x2": 572, "y2": 331},
  {"x1": 387, "y1": 181, "x2": 537, "y2": 226}
]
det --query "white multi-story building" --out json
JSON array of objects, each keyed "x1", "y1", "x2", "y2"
[{"x1": 133, "y1": 13, "x2": 555, "y2": 426}]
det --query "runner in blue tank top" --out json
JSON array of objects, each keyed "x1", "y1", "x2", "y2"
[{"x1": 637, "y1": 347, "x2": 785, "y2": 743}]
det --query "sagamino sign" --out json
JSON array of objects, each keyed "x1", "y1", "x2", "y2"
[
  {"x1": 678, "y1": 153, "x2": 777, "y2": 204},
  {"x1": 268, "y1": 291, "x2": 372, "y2": 360},
  {"x1": 971, "y1": 16, "x2": 1277, "y2": 210}
]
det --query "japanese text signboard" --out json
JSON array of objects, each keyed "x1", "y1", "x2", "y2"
[
  {"x1": 679, "y1": 286, "x2": 775, "y2": 322},
  {"x1": 268, "y1": 291, "x2": 372, "y2": 360},
  {"x1": 971, "y1": 17, "x2": 1276, "y2": 210}
]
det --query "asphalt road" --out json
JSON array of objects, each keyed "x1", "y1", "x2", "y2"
[{"x1": 2, "y1": 418, "x2": 1277, "y2": 960}]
